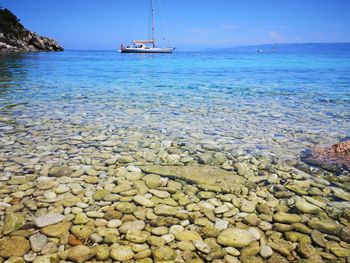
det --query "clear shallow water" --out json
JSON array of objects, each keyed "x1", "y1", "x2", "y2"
[{"x1": 0, "y1": 50, "x2": 350, "y2": 161}]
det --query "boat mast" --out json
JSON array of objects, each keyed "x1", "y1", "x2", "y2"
[{"x1": 151, "y1": 0, "x2": 155, "y2": 47}]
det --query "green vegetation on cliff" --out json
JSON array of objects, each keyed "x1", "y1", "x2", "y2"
[{"x1": 0, "y1": 8, "x2": 24, "y2": 36}]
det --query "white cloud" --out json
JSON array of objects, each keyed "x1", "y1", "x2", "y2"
[
  {"x1": 268, "y1": 31, "x2": 286, "y2": 42},
  {"x1": 220, "y1": 24, "x2": 239, "y2": 30}
]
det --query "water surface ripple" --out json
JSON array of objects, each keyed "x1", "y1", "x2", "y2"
[{"x1": 0, "y1": 50, "x2": 350, "y2": 160}]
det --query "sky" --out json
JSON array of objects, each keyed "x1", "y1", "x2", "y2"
[{"x1": 1, "y1": 0, "x2": 350, "y2": 51}]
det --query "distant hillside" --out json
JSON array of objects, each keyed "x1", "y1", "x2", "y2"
[
  {"x1": 0, "y1": 8, "x2": 63, "y2": 52},
  {"x1": 210, "y1": 43, "x2": 350, "y2": 54}
]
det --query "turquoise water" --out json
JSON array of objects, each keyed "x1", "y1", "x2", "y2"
[{"x1": 1, "y1": 50, "x2": 350, "y2": 160}]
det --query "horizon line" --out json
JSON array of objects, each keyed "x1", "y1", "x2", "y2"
[{"x1": 63, "y1": 42, "x2": 350, "y2": 52}]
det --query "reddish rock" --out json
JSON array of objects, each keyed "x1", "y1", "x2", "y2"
[
  {"x1": 68, "y1": 234, "x2": 82, "y2": 246},
  {"x1": 303, "y1": 140, "x2": 350, "y2": 172}
]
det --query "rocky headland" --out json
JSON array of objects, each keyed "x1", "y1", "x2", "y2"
[{"x1": 0, "y1": 8, "x2": 63, "y2": 53}]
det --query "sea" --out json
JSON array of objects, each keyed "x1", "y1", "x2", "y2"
[{"x1": 1, "y1": 43, "x2": 350, "y2": 162}]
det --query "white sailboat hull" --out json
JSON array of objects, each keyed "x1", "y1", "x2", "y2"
[{"x1": 120, "y1": 47, "x2": 175, "y2": 53}]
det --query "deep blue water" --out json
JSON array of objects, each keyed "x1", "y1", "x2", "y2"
[{"x1": 0, "y1": 49, "x2": 350, "y2": 158}]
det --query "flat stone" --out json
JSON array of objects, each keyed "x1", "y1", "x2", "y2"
[
  {"x1": 332, "y1": 187, "x2": 350, "y2": 201},
  {"x1": 140, "y1": 165, "x2": 245, "y2": 189},
  {"x1": 147, "y1": 236, "x2": 166, "y2": 247},
  {"x1": 86, "y1": 211, "x2": 104, "y2": 218},
  {"x1": 33, "y1": 254, "x2": 59, "y2": 263},
  {"x1": 268, "y1": 240, "x2": 294, "y2": 257},
  {"x1": 295, "y1": 199, "x2": 322, "y2": 214},
  {"x1": 149, "y1": 189, "x2": 170, "y2": 198},
  {"x1": 153, "y1": 246, "x2": 175, "y2": 261},
  {"x1": 110, "y1": 245, "x2": 134, "y2": 261},
  {"x1": 193, "y1": 240, "x2": 210, "y2": 254},
  {"x1": 49, "y1": 166, "x2": 73, "y2": 177},
  {"x1": 214, "y1": 204, "x2": 230, "y2": 214},
  {"x1": 2, "y1": 213, "x2": 26, "y2": 235},
  {"x1": 107, "y1": 219, "x2": 122, "y2": 228},
  {"x1": 71, "y1": 225, "x2": 94, "y2": 241},
  {"x1": 215, "y1": 218, "x2": 229, "y2": 231},
  {"x1": 217, "y1": 228, "x2": 255, "y2": 248},
  {"x1": 154, "y1": 204, "x2": 177, "y2": 216},
  {"x1": 307, "y1": 218, "x2": 341, "y2": 235},
  {"x1": 116, "y1": 202, "x2": 136, "y2": 213},
  {"x1": 260, "y1": 245, "x2": 273, "y2": 258},
  {"x1": 162, "y1": 234, "x2": 175, "y2": 243},
  {"x1": 273, "y1": 212, "x2": 301, "y2": 223},
  {"x1": 133, "y1": 196, "x2": 155, "y2": 207},
  {"x1": 296, "y1": 243, "x2": 318, "y2": 259},
  {"x1": 95, "y1": 244, "x2": 110, "y2": 261},
  {"x1": 142, "y1": 174, "x2": 162, "y2": 188},
  {"x1": 240, "y1": 200, "x2": 256, "y2": 213},
  {"x1": 62, "y1": 193, "x2": 81, "y2": 207},
  {"x1": 329, "y1": 246, "x2": 350, "y2": 257},
  {"x1": 310, "y1": 230, "x2": 326, "y2": 247},
  {"x1": 74, "y1": 213, "x2": 89, "y2": 224},
  {"x1": 125, "y1": 230, "x2": 150, "y2": 243},
  {"x1": 0, "y1": 236, "x2": 30, "y2": 257},
  {"x1": 34, "y1": 213, "x2": 64, "y2": 227},
  {"x1": 119, "y1": 220, "x2": 146, "y2": 233},
  {"x1": 118, "y1": 156, "x2": 135, "y2": 163},
  {"x1": 40, "y1": 222, "x2": 71, "y2": 237},
  {"x1": 175, "y1": 230, "x2": 203, "y2": 241},
  {"x1": 93, "y1": 190, "x2": 110, "y2": 201},
  {"x1": 55, "y1": 184, "x2": 70, "y2": 194},
  {"x1": 68, "y1": 245, "x2": 96, "y2": 263},
  {"x1": 29, "y1": 233, "x2": 48, "y2": 252},
  {"x1": 151, "y1": 226, "x2": 169, "y2": 236},
  {"x1": 339, "y1": 226, "x2": 350, "y2": 243}
]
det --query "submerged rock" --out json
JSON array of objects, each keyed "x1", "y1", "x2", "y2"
[
  {"x1": 34, "y1": 213, "x2": 64, "y2": 227},
  {"x1": 29, "y1": 233, "x2": 48, "y2": 252},
  {"x1": 303, "y1": 140, "x2": 350, "y2": 172},
  {"x1": 0, "y1": 236, "x2": 30, "y2": 257},
  {"x1": 140, "y1": 165, "x2": 245, "y2": 189},
  {"x1": 2, "y1": 213, "x2": 26, "y2": 235},
  {"x1": 49, "y1": 166, "x2": 73, "y2": 177},
  {"x1": 40, "y1": 222, "x2": 71, "y2": 237},
  {"x1": 110, "y1": 245, "x2": 134, "y2": 261},
  {"x1": 217, "y1": 228, "x2": 255, "y2": 248},
  {"x1": 68, "y1": 245, "x2": 96, "y2": 263}
]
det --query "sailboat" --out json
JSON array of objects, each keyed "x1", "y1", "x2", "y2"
[{"x1": 120, "y1": 0, "x2": 175, "y2": 54}]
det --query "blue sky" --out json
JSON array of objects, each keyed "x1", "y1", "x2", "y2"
[{"x1": 1, "y1": 0, "x2": 350, "y2": 50}]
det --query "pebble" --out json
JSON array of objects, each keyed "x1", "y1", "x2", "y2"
[
  {"x1": 110, "y1": 245, "x2": 134, "y2": 261},
  {"x1": 133, "y1": 195, "x2": 155, "y2": 207},
  {"x1": 217, "y1": 228, "x2": 255, "y2": 248},
  {"x1": 240, "y1": 200, "x2": 256, "y2": 213},
  {"x1": 34, "y1": 213, "x2": 64, "y2": 227},
  {"x1": 29, "y1": 233, "x2": 48, "y2": 252},
  {"x1": 67, "y1": 245, "x2": 96, "y2": 262},
  {"x1": 175, "y1": 230, "x2": 203, "y2": 241},
  {"x1": 119, "y1": 220, "x2": 146, "y2": 233},
  {"x1": 295, "y1": 198, "x2": 322, "y2": 214},
  {"x1": 260, "y1": 245, "x2": 273, "y2": 258},
  {"x1": 193, "y1": 240, "x2": 211, "y2": 253}
]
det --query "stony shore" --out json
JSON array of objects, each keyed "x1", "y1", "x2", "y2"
[{"x1": 0, "y1": 149, "x2": 349, "y2": 263}]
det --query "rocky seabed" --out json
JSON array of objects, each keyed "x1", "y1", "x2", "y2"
[{"x1": 0, "y1": 145, "x2": 350, "y2": 263}]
